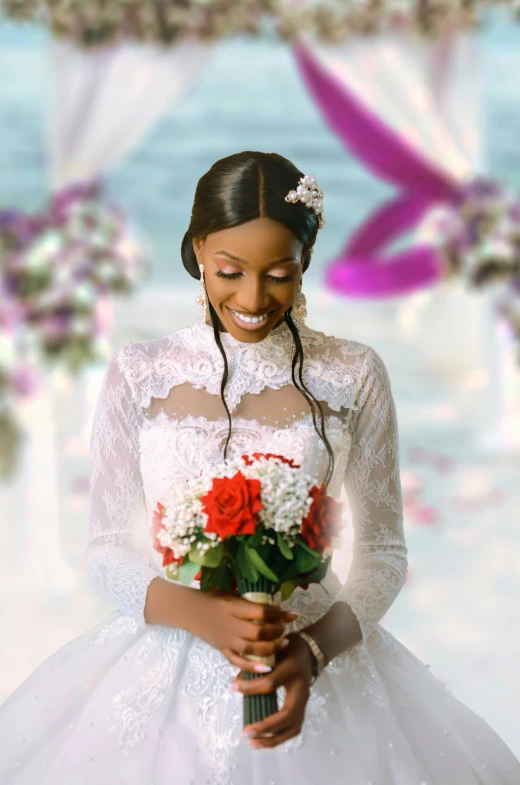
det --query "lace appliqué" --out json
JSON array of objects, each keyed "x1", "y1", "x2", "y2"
[
  {"x1": 179, "y1": 637, "x2": 243, "y2": 785},
  {"x1": 90, "y1": 612, "x2": 141, "y2": 647},
  {"x1": 107, "y1": 626, "x2": 188, "y2": 753},
  {"x1": 118, "y1": 321, "x2": 367, "y2": 414}
]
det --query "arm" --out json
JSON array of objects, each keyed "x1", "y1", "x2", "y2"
[
  {"x1": 87, "y1": 349, "x2": 159, "y2": 623},
  {"x1": 301, "y1": 346, "x2": 408, "y2": 663},
  {"x1": 88, "y1": 348, "x2": 200, "y2": 628}
]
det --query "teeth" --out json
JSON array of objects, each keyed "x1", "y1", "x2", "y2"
[{"x1": 232, "y1": 310, "x2": 268, "y2": 325}]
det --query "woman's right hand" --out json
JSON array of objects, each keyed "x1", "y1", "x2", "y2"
[{"x1": 189, "y1": 588, "x2": 298, "y2": 669}]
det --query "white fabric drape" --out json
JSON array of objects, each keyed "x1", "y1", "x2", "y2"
[
  {"x1": 49, "y1": 37, "x2": 212, "y2": 189},
  {"x1": 303, "y1": 29, "x2": 517, "y2": 447},
  {"x1": 3, "y1": 37, "x2": 213, "y2": 591}
]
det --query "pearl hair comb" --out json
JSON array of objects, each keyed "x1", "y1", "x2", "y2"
[{"x1": 285, "y1": 174, "x2": 325, "y2": 229}]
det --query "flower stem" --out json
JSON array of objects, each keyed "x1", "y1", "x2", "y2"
[{"x1": 236, "y1": 571, "x2": 279, "y2": 728}]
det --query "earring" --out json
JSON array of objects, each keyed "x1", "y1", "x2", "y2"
[
  {"x1": 292, "y1": 288, "x2": 307, "y2": 323},
  {"x1": 195, "y1": 263, "x2": 207, "y2": 323}
]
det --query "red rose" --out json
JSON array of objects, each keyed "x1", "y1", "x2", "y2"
[
  {"x1": 201, "y1": 470, "x2": 263, "y2": 539},
  {"x1": 242, "y1": 452, "x2": 300, "y2": 468},
  {"x1": 301, "y1": 484, "x2": 343, "y2": 554},
  {"x1": 162, "y1": 548, "x2": 182, "y2": 568}
]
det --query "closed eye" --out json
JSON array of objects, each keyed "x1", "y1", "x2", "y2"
[{"x1": 215, "y1": 270, "x2": 292, "y2": 283}]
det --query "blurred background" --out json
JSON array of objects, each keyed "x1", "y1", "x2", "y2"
[{"x1": 1, "y1": 1, "x2": 520, "y2": 758}]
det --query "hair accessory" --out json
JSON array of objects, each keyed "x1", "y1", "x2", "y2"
[
  {"x1": 285, "y1": 174, "x2": 325, "y2": 229},
  {"x1": 195, "y1": 263, "x2": 207, "y2": 323}
]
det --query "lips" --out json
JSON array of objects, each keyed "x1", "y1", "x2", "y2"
[{"x1": 226, "y1": 307, "x2": 274, "y2": 331}]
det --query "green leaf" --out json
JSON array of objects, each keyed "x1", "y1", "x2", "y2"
[
  {"x1": 246, "y1": 547, "x2": 280, "y2": 583},
  {"x1": 188, "y1": 542, "x2": 223, "y2": 568},
  {"x1": 200, "y1": 562, "x2": 234, "y2": 592},
  {"x1": 298, "y1": 558, "x2": 330, "y2": 584},
  {"x1": 276, "y1": 532, "x2": 294, "y2": 561},
  {"x1": 237, "y1": 542, "x2": 258, "y2": 582},
  {"x1": 295, "y1": 546, "x2": 320, "y2": 573},
  {"x1": 179, "y1": 559, "x2": 201, "y2": 586},
  {"x1": 297, "y1": 537, "x2": 322, "y2": 558},
  {"x1": 247, "y1": 527, "x2": 264, "y2": 550},
  {"x1": 280, "y1": 581, "x2": 297, "y2": 601}
]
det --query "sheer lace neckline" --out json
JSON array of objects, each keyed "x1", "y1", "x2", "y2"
[
  {"x1": 185, "y1": 317, "x2": 299, "y2": 353},
  {"x1": 142, "y1": 408, "x2": 348, "y2": 431}
]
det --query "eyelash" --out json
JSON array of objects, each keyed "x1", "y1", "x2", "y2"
[{"x1": 215, "y1": 270, "x2": 292, "y2": 283}]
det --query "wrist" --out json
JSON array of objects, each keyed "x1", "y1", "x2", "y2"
[{"x1": 295, "y1": 630, "x2": 326, "y2": 685}]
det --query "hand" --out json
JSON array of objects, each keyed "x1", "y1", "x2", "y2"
[
  {"x1": 189, "y1": 589, "x2": 298, "y2": 669},
  {"x1": 229, "y1": 632, "x2": 315, "y2": 750}
]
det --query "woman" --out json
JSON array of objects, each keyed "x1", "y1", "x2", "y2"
[{"x1": 0, "y1": 151, "x2": 518, "y2": 785}]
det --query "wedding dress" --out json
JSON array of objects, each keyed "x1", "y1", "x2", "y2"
[{"x1": 0, "y1": 318, "x2": 518, "y2": 785}]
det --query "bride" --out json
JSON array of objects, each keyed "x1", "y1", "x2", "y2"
[{"x1": 0, "y1": 151, "x2": 519, "y2": 785}]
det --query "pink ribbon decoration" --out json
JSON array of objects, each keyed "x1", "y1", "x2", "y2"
[{"x1": 293, "y1": 42, "x2": 466, "y2": 298}]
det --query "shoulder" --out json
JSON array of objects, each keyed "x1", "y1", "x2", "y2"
[
  {"x1": 114, "y1": 324, "x2": 197, "y2": 380},
  {"x1": 110, "y1": 324, "x2": 203, "y2": 408},
  {"x1": 300, "y1": 322, "x2": 375, "y2": 366},
  {"x1": 114, "y1": 334, "x2": 168, "y2": 383},
  {"x1": 302, "y1": 324, "x2": 392, "y2": 400}
]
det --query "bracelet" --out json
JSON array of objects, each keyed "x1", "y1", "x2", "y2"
[{"x1": 297, "y1": 631, "x2": 326, "y2": 686}]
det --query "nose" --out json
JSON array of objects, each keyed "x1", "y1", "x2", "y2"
[{"x1": 234, "y1": 276, "x2": 270, "y2": 314}]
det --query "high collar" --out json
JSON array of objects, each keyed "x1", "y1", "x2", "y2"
[{"x1": 195, "y1": 316, "x2": 295, "y2": 351}]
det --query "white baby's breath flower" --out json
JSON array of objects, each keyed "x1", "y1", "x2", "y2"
[{"x1": 156, "y1": 454, "x2": 325, "y2": 567}]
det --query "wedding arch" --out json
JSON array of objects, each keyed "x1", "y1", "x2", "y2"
[{"x1": 1, "y1": 0, "x2": 520, "y2": 588}]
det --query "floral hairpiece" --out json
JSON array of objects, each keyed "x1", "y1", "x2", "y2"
[{"x1": 285, "y1": 174, "x2": 325, "y2": 229}]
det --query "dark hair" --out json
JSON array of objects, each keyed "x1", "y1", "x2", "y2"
[{"x1": 181, "y1": 151, "x2": 335, "y2": 488}]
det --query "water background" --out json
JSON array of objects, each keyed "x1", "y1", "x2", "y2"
[{"x1": 1, "y1": 9, "x2": 520, "y2": 289}]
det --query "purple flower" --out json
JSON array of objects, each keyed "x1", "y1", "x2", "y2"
[{"x1": 49, "y1": 181, "x2": 101, "y2": 225}]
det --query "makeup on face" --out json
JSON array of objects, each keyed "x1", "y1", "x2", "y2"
[{"x1": 193, "y1": 217, "x2": 305, "y2": 341}]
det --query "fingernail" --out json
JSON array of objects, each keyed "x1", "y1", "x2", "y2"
[
  {"x1": 228, "y1": 682, "x2": 239, "y2": 691},
  {"x1": 243, "y1": 728, "x2": 257, "y2": 738},
  {"x1": 280, "y1": 638, "x2": 290, "y2": 649},
  {"x1": 254, "y1": 663, "x2": 272, "y2": 673}
]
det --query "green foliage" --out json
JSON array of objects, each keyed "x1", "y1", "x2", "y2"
[
  {"x1": 247, "y1": 547, "x2": 280, "y2": 583},
  {"x1": 178, "y1": 559, "x2": 201, "y2": 586},
  {"x1": 188, "y1": 541, "x2": 223, "y2": 567}
]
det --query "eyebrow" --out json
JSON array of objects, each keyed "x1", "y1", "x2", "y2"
[{"x1": 215, "y1": 251, "x2": 298, "y2": 266}]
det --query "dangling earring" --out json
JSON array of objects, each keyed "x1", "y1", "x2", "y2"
[
  {"x1": 292, "y1": 287, "x2": 307, "y2": 323},
  {"x1": 195, "y1": 263, "x2": 207, "y2": 323}
]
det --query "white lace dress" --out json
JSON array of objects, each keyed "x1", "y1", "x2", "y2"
[{"x1": 0, "y1": 319, "x2": 518, "y2": 785}]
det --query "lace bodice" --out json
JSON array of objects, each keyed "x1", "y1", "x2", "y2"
[{"x1": 87, "y1": 318, "x2": 408, "y2": 651}]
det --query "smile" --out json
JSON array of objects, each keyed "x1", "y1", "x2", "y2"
[{"x1": 227, "y1": 308, "x2": 272, "y2": 329}]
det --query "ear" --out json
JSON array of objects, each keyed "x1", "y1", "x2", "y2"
[{"x1": 192, "y1": 236, "x2": 205, "y2": 260}]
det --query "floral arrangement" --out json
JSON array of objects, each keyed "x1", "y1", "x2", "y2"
[
  {"x1": 152, "y1": 452, "x2": 343, "y2": 725},
  {"x1": 2, "y1": 0, "x2": 519, "y2": 47},
  {"x1": 417, "y1": 176, "x2": 520, "y2": 360},
  {"x1": 1, "y1": 182, "x2": 148, "y2": 373},
  {"x1": 0, "y1": 182, "x2": 149, "y2": 478}
]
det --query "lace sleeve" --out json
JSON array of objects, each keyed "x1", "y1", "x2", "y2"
[
  {"x1": 86, "y1": 348, "x2": 157, "y2": 624},
  {"x1": 331, "y1": 346, "x2": 409, "y2": 647}
]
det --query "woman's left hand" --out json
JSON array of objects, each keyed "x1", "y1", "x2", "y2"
[{"x1": 227, "y1": 632, "x2": 316, "y2": 749}]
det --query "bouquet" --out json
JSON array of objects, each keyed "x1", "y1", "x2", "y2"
[{"x1": 152, "y1": 452, "x2": 343, "y2": 726}]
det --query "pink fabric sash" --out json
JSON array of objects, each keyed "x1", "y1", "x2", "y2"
[{"x1": 293, "y1": 42, "x2": 465, "y2": 297}]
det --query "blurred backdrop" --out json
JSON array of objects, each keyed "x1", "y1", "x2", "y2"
[{"x1": 1, "y1": 3, "x2": 520, "y2": 757}]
